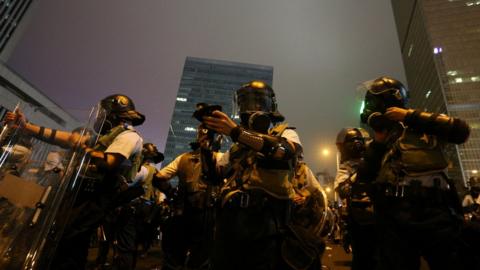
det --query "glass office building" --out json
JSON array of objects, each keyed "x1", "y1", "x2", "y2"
[
  {"x1": 162, "y1": 57, "x2": 274, "y2": 172},
  {"x1": 391, "y1": 0, "x2": 480, "y2": 187}
]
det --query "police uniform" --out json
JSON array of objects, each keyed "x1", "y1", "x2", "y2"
[
  {"x1": 335, "y1": 160, "x2": 375, "y2": 270},
  {"x1": 49, "y1": 95, "x2": 145, "y2": 270},
  {"x1": 463, "y1": 177, "x2": 480, "y2": 221},
  {"x1": 54, "y1": 124, "x2": 143, "y2": 270},
  {"x1": 334, "y1": 128, "x2": 375, "y2": 270},
  {"x1": 199, "y1": 81, "x2": 303, "y2": 270},
  {"x1": 156, "y1": 149, "x2": 223, "y2": 270},
  {"x1": 212, "y1": 124, "x2": 300, "y2": 270},
  {"x1": 359, "y1": 76, "x2": 475, "y2": 270},
  {"x1": 133, "y1": 161, "x2": 166, "y2": 255}
]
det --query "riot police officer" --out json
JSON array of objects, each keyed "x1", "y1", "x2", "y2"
[
  {"x1": 358, "y1": 76, "x2": 474, "y2": 270},
  {"x1": 102, "y1": 142, "x2": 164, "y2": 270},
  {"x1": 334, "y1": 127, "x2": 375, "y2": 270},
  {"x1": 5, "y1": 94, "x2": 145, "y2": 269},
  {"x1": 463, "y1": 176, "x2": 480, "y2": 220},
  {"x1": 153, "y1": 107, "x2": 224, "y2": 270},
  {"x1": 133, "y1": 143, "x2": 165, "y2": 257},
  {"x1": 203, "y1": 80, "x2": 302, "y2": 270}
]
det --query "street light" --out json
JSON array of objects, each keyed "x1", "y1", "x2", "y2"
[{"x1": 322, "y1": 148, "x2": 330, "y2": 157}]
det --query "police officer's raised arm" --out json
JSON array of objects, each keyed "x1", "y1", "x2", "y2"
[
  {"x1": 203, "y1": 110, "x2": 298, "y2": 160},
  {"x1": 4, "y1": 108, "x2": 87, "y2": 148},
  {"x1": 384, "y1": 107, "x2": 470, "y2": 144},
  {"x1": 152, "y1": 154, "x2": 183, "y2": 187}
]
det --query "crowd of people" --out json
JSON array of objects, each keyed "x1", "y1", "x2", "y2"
[{"x1": 0, "y1": 76, "x2": 479, "y2": 270}]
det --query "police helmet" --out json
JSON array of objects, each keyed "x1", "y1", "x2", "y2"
[
  {"x1": 100, "y1": 94, "x2": 145, "y2": 126},
  {"x1": 142, "y1": 143, "x2": 164, "y2": 164},
  {"x1": 360, "y1": 76, "x2": 408, "y2": 124},
  {"x1": 235, "y1": 80, "x2": 284, "y2": 123},
  {"x1": 336, "y1": 127, "x2": 368, "y2": 162}
]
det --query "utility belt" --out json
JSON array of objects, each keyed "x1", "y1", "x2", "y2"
[
  {"x1": 76, "y1": 173, "x2": 141, "y2": 208},
  {"x1": 185, "y1": 185, "x2": 220, "y2": 209},
  {"x1": 223, "y1": 189, "x2": 292, "y2": 220},
  {"x1": 376, "y1": 172, "x2": 451, "y2": 200}
]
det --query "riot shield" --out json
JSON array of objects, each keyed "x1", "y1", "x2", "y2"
[
  {"x1": 282, "y1": 165, "x2": 334, "y2": 270},
  {"x1": 0, "y1": 102, "x2": 105, "y2": 270}
]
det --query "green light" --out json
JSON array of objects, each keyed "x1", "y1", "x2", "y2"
[{"x1": 359, "y1": 101, "x2": 365, "y2": 114}]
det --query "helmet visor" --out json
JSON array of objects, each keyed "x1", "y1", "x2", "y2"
[{"x1": 236, "y1": 89, "x2": 274, "y2": 114}]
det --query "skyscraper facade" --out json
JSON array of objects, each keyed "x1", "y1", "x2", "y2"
[
  {"x1": 0, "y1": 0, "x2": 37, "y2": 61},
  {"x1": 0, "y1": 1, "x2": 77, "y2": 130},
  {"x1": 391, "y1": 0, "x2": 480, "y2": 187},
  {"x1": 162, "y1": 57, "x2": 273, "y2": 171}
]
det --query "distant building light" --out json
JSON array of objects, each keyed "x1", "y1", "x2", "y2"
[
  {"x1": 447, "y1": 70, "x2": 458, "y2": 76},
  {"x1": 184, "y1": 127, "x2": 196, "y2": 132},
  {"x1": 471, "y1": 76, "x2": 480, "y2": 82},
  {"x1": 425, "y1": 90, "x2": 432, "y2": 98},
  {"x1": 455, "y1": 77, "x2": 463, "y2": 83},
  {"x1": 407, "y1": 44, "x2": 414, "y2": 57},
  {"x1": 466, "y1": 1, "x2": 474, "y2": 6},
  {"x1": 176, "y1": 97, "x2": 187, "y2": 102},
  {"x1": 433, "y1": 47, "x2": 443, "y2": 54},
  {"x1": 472, "y1": 170, "x2": 478, "y2": 174}
]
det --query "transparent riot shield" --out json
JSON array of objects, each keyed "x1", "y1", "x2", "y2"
[
  {"x1": 282, "y1": 164, "x2": 334, "y2": 270},
  {"x1": 0, "y1": 102, "x2": 105, "y2": 270}
]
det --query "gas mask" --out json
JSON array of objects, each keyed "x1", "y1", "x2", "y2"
[
  {"x1": 343, "y1": 136, "x2": 365, "y2": 160},
  {"x1": 240, "y1": 111, "x2": 272, "y2": 134},
  {"x1": 336, "y1": 128, "x2": 368, "y2": 162},
  {"x1": 234, "y1": 80, "x2": 284, "y2": 133},
  {"x1": 358, "y1": 77, "x2": 408, "y2": 131}
]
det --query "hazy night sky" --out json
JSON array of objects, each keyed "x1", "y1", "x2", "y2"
[{"x1": 7, "y1": 0, "x2": 406, "y2": 174}]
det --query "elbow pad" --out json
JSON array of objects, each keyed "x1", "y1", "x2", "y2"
[
  {"x1": 260, "y1": 136, "x2": 295, "y2": 160},
  {"x1": 232, "y1": 126, "x2": 296, "y2": 160},
  {"x1": 404, "y1": 110, "x2": 471, "y2": 144}
]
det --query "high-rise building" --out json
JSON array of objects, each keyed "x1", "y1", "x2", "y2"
[
  {"x1": 391, "y1": 0, "x2": 480, "y2": 187},
  {"x1": 163, "y1": 57, "x2": 273, "y2": 172},
  {"x1": 0, "y1": 0, "x2": 37, "y2": 61},
  {"x1": 0, "y1": 1, "x2": 77, "y2": 130}
]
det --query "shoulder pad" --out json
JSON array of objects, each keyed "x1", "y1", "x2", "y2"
[{"x1": 269, "y1": 123, "x2": 289, "y2": 136}]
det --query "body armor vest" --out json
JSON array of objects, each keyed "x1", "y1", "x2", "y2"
[
  {"x1": 377, "y1": 126, "x2": 448, "y2": 184},
  {"x1": 225, "y1": 123, "x2": 296, "y2": 200},
  {"x1": 141, "y1": 163, "x2": 158, "y2": 201},
  {"x1": 81, "y1": 125, "x2": 142, "y2": 195},
  {"x1": 176, "y1": 151, "x2": 208, "y2": 209}
]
